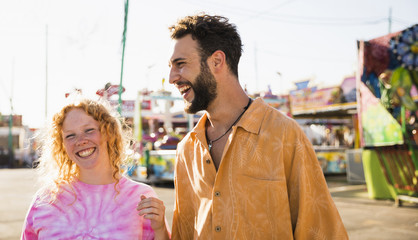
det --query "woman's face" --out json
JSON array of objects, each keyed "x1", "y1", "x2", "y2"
[{"x1": 62, "y1": 108, "x2": 110, "y2": 174}]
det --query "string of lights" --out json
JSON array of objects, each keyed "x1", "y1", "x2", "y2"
[{"x1": 178, "y1": 0, "x2": 415, "y2": 28}]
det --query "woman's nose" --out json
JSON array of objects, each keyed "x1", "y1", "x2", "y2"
[{"x1": 75, "y1": 135, "x2": 88, "y2": 146}]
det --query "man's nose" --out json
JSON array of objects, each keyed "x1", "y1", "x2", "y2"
[{"x1": 169, "y1": 67, "x2": 180, "y2": 84}]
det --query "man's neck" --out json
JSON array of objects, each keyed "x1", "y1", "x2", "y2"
[
  {"x1": 206, "y1": 92, "x2": 250, "y2": 131},
  {"x1": 205, "y1": 94, "x2": 251, "y2": 170}
]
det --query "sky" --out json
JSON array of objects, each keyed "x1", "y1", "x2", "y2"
[{"x1": 0, "y1": 0, "x2": 417, "y2": 128}]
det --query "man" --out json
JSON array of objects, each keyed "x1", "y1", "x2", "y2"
[{"x1": 168, "y1": 14, "x2": 348, "y2": 239}]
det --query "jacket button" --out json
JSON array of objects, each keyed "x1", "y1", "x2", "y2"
[
  {"x1": 214, "y1": 191, "x2": 221, "y2": 197},
  {"x1": 206, "y1": 159, "x2": 211, "y2": 164},
  {"x1": 215, "y1": 226, "x2": 221, "y2": 232}
]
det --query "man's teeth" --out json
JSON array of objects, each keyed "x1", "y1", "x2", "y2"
[
  {"x1": 78, "y1": 148, "x2": 94, "y2": 157},
  {"x1": 179, "y1": 86, "x2": 190, "y2": 94}
]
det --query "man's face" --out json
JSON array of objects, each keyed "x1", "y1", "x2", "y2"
[
  {"x1": 187, "y1": 61, "x2": 217, "y2": 113},
  {"x1": 169, "y1": 35, "x2": 217, "y2": 113}
]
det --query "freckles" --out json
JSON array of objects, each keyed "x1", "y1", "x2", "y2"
[{"x1": 62, "y1": 141, "x2": 71, "y2": 152}]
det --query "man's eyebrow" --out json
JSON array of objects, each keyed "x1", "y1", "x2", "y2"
[{"x1": 169, "y1": 57, "x2": 186, "y2": 66}]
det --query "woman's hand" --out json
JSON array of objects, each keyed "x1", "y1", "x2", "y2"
[{"x1": 137, "y1": 195, "x2": 170, "y2": 239}]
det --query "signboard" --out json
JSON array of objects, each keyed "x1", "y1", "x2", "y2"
[
  {"x1": 290, "y1": 80, "x2": 355, "y2": 114},
  {"x1": 316, "y1": 150, "x2": 347, "y2": 173},
  {"x1": 357, "y1": 24, "x2": 418, "y2": 147},
  {"x1": 0, "y1": 115, "x2": 22, "y2": 127},
  {"x1": 359, "y1": 81, "x2": 403, "y2": 146},
  {"x1": 141, "y1": 99, "x2": 152, "y2": 110},
  {"x1": 263, "y1": 95, "x2": 291, "y2": 117},
  {"x1": 96, "y1": 85, "x2": 125, "y2": 98},
  {"x1": 109, "y1": 100, "x2": 135, "y2": 118}
]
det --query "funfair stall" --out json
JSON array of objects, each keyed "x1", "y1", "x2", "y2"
[
  {"x1": 289, "y1": 76, "x2": 359, "y2": 175},
  {"x1": 357, "y1": 24, "x2": 418, "y2": 205}
]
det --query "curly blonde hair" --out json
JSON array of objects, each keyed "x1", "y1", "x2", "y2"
[{"x1": 35, "y1": 97, "x2": 132, "y2": 202}]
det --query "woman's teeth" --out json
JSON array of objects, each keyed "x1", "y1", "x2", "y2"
[{"x1": 77, "y1": 148, "x2": 95, "y2": 157}]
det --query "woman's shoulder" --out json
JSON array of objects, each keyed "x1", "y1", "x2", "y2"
[
  {"x1": 31, "y1": 182, "x2": 74, "y2": 207},
  {"x1": 119, "y1": 176, "x2": 157, "y2": 197}
]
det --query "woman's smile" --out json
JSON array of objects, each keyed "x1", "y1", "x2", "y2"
[{"x1": 76, "y1": 147, "x2": 96, "y2": 158}]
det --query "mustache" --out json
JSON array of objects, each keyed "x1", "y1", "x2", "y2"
[{"x1": 175, "y1": 80, "x2": 192, "y2": 87}]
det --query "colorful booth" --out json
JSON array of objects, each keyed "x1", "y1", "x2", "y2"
[
  {"x1": 357, "y1": 24, "x2": 418, "y2": 205},
  {"x1": 290, "y1": 76, "x2": 358, "y2": 174}
]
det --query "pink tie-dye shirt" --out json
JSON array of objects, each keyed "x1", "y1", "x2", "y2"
[{"x1": 22, "y1": 176, "x2": 159, "y2": 240}]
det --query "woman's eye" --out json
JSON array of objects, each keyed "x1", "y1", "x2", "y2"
[
  {"x1": 65, "y1": 134, "x2": 75, "y2": 139},
  {"x1": 86, "y1": 128, "x2": 95, "y2": 133}
]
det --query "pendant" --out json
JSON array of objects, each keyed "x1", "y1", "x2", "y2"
[{"x1": 208, "y1": 141, "x2": 212, "y2": 151}]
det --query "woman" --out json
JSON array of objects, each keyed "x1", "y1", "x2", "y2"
[{"x1": 22, "y1": 96, "x2": 170, "y2": 239}]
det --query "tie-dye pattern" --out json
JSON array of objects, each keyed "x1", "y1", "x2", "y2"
[{"x1": 22, "y1": 176, "x2": 157, "y2": 240}]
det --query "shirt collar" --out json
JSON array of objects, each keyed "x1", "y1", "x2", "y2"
[
  {"x1": 190, "y1": 97, "x2": 269, "y2": 140},
  {"x1": 235, "y1": 97, "x2": 267, "y2": 135}
]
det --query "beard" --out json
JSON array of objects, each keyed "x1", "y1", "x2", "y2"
[{"x1": 184, "y1": 61, "x2": 217, "y2": 114}]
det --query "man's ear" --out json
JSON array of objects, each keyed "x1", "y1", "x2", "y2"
[{"x1": 209, "y1": 50, "x2": 226, "y2": 72}]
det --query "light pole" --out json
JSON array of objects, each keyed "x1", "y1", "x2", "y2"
[
  {"x1": 45, "y1": 24, "x2": 48, "y2": 121},
  {"x1": 276, "y1": 71, "x2": 282, "y2": 94},
  {"x1": 118, "y1": 0, "x2": 129, "y2": 115},
  {"x1": 8, "y1": 98, "x2": 14, "y2": 168},
  {"x1": 8, "y1": 59, "x2": 15, "y2": 168}
]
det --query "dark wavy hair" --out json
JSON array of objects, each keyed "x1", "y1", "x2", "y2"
[{"x1": 169, "y1": 13, "x2": 243, "y2": 77}]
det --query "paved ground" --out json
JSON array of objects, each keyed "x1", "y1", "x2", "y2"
[
  {"x1": 1, "y1": 168, "x2": 417, "y2": 240},
  {"x1": 327, "y1": 177, "x2": 418, "y2": 240}
]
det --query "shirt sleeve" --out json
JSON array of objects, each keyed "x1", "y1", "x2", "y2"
[
  {"x1": 288, "y1": 127, "x2": 349, "y2": 239},
  {"x1": 171, "y1": 172, "x2": 182, "y2": 240},
  {"x1": 21, "y1": 198, "x2": 38, "y2": 240},
  {"x1": 171, "y1": 151, "x2": 190, "y2": 240}
]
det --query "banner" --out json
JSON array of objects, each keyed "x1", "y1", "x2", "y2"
[
  {"x1": 109, "y1": 100, "x2": 135, "y2": 117},
  {"x1": 358, "y1": 24, "x2": 418, "y2": 147},
  {"x1": 360, "y1": 81, "x2": 403, "y2": 146},
  {"x1": 290, "y1": 77, "x2": 356, "y2": 114}
]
